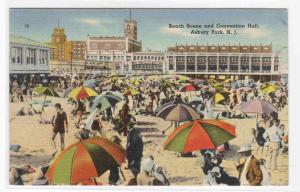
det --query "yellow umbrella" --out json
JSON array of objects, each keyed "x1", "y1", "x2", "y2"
[
  {"x1": 223, "y1": 79, "x2": 233, "y2": 84},
  {"x1": 124, "y1": 88, "x2": 140, "y2": 96},
  {"x1": 214, "y1": 91, "x2": 231, "y2": 104},
  {"x1": 130, "y1": 79, "x2": 143, "y2": 86},
  {"x1": 208, "y1": 79, "x2": 217, "y2": 86},
  {"x1": 213, "y1": 83, "x2": 224, "y2": 91},
  {"x1": 68, "y1": 86, "x2": 97, "y2": 100},
  {"x1": 261, "y1": 85, "x2": 280, "y2": 94}
]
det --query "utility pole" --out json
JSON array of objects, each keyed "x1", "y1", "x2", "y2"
[{"x1": 69, "y1": 51, "x2": 73, "y2": 73}]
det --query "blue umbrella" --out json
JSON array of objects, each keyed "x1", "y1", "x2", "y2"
[{"x1": 83, "y1": 79, "x2": 97, "y2": 88}]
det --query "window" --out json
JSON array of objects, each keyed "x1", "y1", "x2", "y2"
[
  {"x1": 26, "y1": 49, "x2": 36, "y2": 65},
  {"x1": 11, "y1": 47, "x2": 22, "y2": 64},
  {"x1": 39, "y1": 50, "x2": 48, "y2": 65}
]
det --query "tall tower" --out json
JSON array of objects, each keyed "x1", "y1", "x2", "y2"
[
  {"x1": 124, "y1": 19, "x2": 137, "y2": 40},
  {"x1": 51, "y1": 28, "x2": 67, "y2": 44}
]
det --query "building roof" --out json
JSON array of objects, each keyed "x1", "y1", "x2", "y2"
[
  {"x1": 10, "y1": 35, "x2": 51, "y2": 48},
  {"x1": 89, "y1": 36, "x2": 125, "y2": 40}
]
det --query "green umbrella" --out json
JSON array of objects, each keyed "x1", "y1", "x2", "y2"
[
  {"x1": 91, "y1": 95, "x2": 122, "y2": 112},
  {"x1": 164, "y1": 119, "x2": 236, "y2": 153},
  {"x1": 32, "y1": 86, "x2": 60, "y2": 107}
]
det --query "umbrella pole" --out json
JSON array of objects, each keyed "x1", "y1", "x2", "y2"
[
  {"x1": 42, "y1": 95, "x2": 47, "y2": 113},
  {"x1": 93, "y1": 177, "x2": 98, "y2": 185}
]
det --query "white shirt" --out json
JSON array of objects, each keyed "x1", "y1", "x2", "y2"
[{"x1": 263, "y1": 125, "x2": 281, "y2": 142}]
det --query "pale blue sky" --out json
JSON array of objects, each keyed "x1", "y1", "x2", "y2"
[{"x1": 10, "y1": 8, "x2": 288, "y2": 71}]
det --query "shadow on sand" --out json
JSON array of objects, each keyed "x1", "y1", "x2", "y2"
[
  {"x1": 136, "y1": 121, "x2": 157, "y2": 126},
  {"x1": 168, "y1": 176, "x2": 199, "y2": 183}
]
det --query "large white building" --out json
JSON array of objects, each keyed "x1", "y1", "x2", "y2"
[
  {"x1": 9, "y1": 35, "x2": 51, "y2": 75},
  {"x1": 165, "y1": 44, "x2": 280, "y2": 81}
]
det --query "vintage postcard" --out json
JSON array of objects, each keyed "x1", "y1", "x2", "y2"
[{"x1": 8, "y1": 8, "x2": 289, "y2": 187}]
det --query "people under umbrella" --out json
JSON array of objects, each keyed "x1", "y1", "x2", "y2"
[{"x1": 9, "y1": 73, "x2": 288, "y2": 186}]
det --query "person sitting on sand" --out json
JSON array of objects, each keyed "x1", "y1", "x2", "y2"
[
  {"x1": 9, "y1": 164, "x2": 36, "y2": 185},
  {"x1": 90, "y1": 114, "x2": 103, "y2": 137},
  {"x1": 235, "y1": 144, "x2": 268, "y2": 186},
  {"x1": 74, "y1": 123, "x2": 90, "y2": 140},
  {"x1": 16, "y1": 107, "x2": 26, "y2": 116},
  {"x1": 136, "y1": 157, "x2": 155, "y2": 185},
  {"x1": 137, "y1": 156, "x2": 169, "y2": 186},
  {"x1": 32, "y1": 165, "x2": 50, "y2": 185}
]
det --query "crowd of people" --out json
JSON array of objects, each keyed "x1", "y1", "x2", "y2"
[{"x1": 9, "y1": 73, "x2": 288, "y2": 186}]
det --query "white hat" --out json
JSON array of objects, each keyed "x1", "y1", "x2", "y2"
[
  {"x1": 141, "y1": 157, "x2": 154, "y2": 172},
  {"x1": 237, "y1": 144, "x2": 252, "y2": 153}
]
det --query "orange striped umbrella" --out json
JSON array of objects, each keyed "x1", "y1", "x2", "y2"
[
  {"x1": 67, "y1": 86, "x2": 97, "y2": 100},
  {"x1": 164, "y1": 120, "x2": 236, "y2": 153},
  {"x1": 45, "y1": 137, "x2": 125, "y2": 185}
]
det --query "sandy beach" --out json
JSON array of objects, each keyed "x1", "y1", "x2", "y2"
[{"x1": 9, "y1": 94, "x2": 289, "y2": 185}]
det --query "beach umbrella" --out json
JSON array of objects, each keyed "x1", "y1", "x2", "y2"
[
  {"x1": 83, "y1": 79, "x2": 97, "y2": 88},
  {"x1": 164, "y1": 120, "x2": 236, "y2": 153},
  {"x1": 179, "y1": 84, "x2": 198, "y2": 92},
  {"x1": 239, "y1": 99, "x2": 277, "y2": 114},
  {"x1": 193, "y1": 79, "x2": 209, "y2": 87},
  {"x1": 45, "y1": 137, "x2": 125, "y2": 185},
  {"x1": 156, "y1": 102, "x2": 200, "y2": 122},
  {"x1": 130, "y1": 79, "x2": 143, "y2": 86},
  {"x1": 123, "y1": 88, "x2": 140, "y2": 96},
  {"x1": 32, "y1": 86, "x2": 60, "y2": 107},
  {"x1": 260, "y1": 84, "x2": 280, "y2": 95},
  {"x1": 101, "y1": 91, "x2": 124, "y2": 100},
  {"x1": 213, "y1": 83, "x2": 224, "y2": 92},
  {"x1": 33, "y1": 86, "x2": 60, "y2": 97},
  {"x1": 91, "y1": 95, "x2": 122, "y2": 112},
  {"x1": 188, "y1": 98, "x2": 203, "y2": 106},
  {"x1": 223, "y1": 79, "x2": 233, "y2": 84},
  {"x1": 68, "y1": 86, "x2": 97, "y2": 100},
  {"x1": 238, "y1": 87, "x2": 252, "y2": 92},
  {"x1": 154, "y1": 101, "x2": 174, "y2": 115},
  {"x1": 208, "y1": 79, "x2": 217, "y2": 85},
  {"x1": 214, "y1": 91, "x2": 231, "y2": 104}
]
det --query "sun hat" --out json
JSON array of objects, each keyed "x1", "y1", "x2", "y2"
[
  {"x1": 141, "y1": 157, "x2": 155, "y2": 172},
  {"x1": 237, "y1": 144, "x2": 252, "y2": 153}
]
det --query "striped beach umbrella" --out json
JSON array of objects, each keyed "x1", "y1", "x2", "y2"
[
  {"x1": 45, "y1": 137, "x2": 125, "y2": 185},
  {"x1": 68, "y1": 86, "x2": 97, "y2": 100},
  {"x1": 156, "y1": 102, "x2": 200, "y2": 122},
  {"x1": 164, "y1": 120, "x2": 236, "y2": 153}
]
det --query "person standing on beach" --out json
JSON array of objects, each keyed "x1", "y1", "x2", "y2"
[
  {"x1": 263, "y1": 119, "x2": 281, "y2": 170},
  {"x1": 51, "y1": 103, "x2": 68, "y2": 155},
  {"x1": 126, "y1": 125, "x2": 144, "y2": 178}
]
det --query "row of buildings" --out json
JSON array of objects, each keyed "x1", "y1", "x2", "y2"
[{"x1": 9, "y1": 18, "x2": 282, "y2": 81}]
